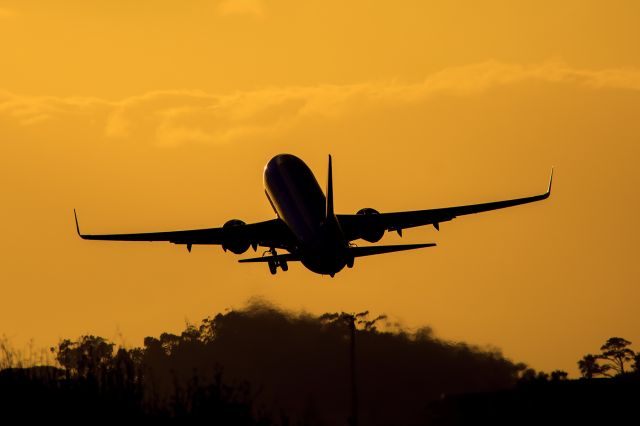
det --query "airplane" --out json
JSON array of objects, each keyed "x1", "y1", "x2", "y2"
[{"x1": 74, "y1": 154, "x2": 552, "y2": 277}]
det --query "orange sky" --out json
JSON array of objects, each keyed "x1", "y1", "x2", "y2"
[{"x1": 1, "y1": 0, "x2": 640, "y2": 375}]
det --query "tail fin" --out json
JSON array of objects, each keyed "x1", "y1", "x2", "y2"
[{"x1": 326, "y1": 154, "x2": 334, "y2": 219}]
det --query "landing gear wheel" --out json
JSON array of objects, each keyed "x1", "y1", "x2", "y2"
[
  {"x1": 268, "y1": 260, "x2": 277, "y2": 275},
  {"x1": 280, "y1": 259, "x2": 289, "y2": 272}
]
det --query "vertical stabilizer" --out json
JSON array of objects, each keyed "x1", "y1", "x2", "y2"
[{"x1": 326, "y1": 154, "x2": 334, "y2": 219}]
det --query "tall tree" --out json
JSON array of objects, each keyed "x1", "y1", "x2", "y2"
[{"x1": 599, "y1": 337, "x2": 635, "y2": 375}]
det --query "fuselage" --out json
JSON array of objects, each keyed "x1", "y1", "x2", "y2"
[{"x1": 263, "y1": 154, "x2": 349, "y2": 275}]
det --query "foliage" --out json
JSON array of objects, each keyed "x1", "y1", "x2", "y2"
[
  {"x1": 599, "y1": 337, "x2": 636, "y2": 375},
  {"x1": 55, "y1": 335, "x2": 114, "y2": 378},
  {"x1": 550, "y1": 370, "x2": 569, "y2": 381},
  {"x1": 578, "y1": 354, "x2": 611, "y2": 379},
  {"x1": 578, "y1": 337, "x2": 637, "y2": 379},
  {"x1": 0, "y1": 303, "x2": 526, "y2": 425}
]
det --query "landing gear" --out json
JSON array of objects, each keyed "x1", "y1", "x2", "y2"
[
  {"x1": 264, "y1": 247, "x2": 288, "y2": 275},
  {"x1": 268, "y1": 260, "x2": 277, "y2": 275},
  {"x1": 346, "y1": 256, "x2": 354, "y2": 269}
]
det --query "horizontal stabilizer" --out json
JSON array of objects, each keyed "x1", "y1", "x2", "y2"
[
  {"x1": 350, "y1": 243, "x2": 436, "y2": 258},
  {"x1": 238, "y1": 253, "x2": 300, "y2": 263}
]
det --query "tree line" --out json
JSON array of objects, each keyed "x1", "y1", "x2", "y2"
[
  {"x1": 1, "y1": 302, "x2": 639, "y2": 425},
  {"x1": 1, "y1": 302, "x2": 524, "y2": 424}
]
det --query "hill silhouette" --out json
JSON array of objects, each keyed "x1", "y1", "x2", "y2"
[
  {"x1": 0, "y1": 301, "x2": 527, "y2": 424},
  {"x1": 141, "y1": 301, "x2": 523, "y2": 425}
]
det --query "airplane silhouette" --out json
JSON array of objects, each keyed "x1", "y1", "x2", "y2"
[{"x1": 75, "y1": 154, "x2": 552, "y2": 276}]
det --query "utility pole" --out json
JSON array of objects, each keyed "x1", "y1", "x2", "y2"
[
  {"x1": 320, "y1": 310, "x2": 386, "y2": 426},
  {"x1": 347, "y1": 313, "x2": 358, "y2": 426}
]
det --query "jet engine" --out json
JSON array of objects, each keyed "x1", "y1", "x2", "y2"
[
  {"x1": 356, "y1": 208, "x2": 385, "y2": 243},
  {"x1": 221, "y1": 219, "x2": 251, "y2": 254}
]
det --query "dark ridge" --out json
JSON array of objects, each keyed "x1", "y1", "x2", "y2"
[
  {"x1": 426, "y1": 374, "x2": 640, "y2": 425},
  {"x1": 0, "y1": 302, "x2": 529, "y2": 425}
]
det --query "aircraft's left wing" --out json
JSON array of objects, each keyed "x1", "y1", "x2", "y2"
[
  {"x1": 338, "y1": 170, "x2": 552, "y2": 242},
  {"x1": 74, "y1": 210, "x2": 294, "y2": 250}
]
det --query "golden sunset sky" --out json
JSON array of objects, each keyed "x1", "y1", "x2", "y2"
[{"x1": 1, "y1": 0, "x2": 639, "y2": 375}]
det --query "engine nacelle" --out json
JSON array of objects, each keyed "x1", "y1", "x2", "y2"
[
  {"x1": 356, "y1": 208, "x2": 385, "y2": 243},
  {"x1": 222, "y1": 219, "x2": 250, "y2": 254}
]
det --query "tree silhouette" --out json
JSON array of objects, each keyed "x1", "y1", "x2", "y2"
[
  {"x1": 578, "y1": 354, "x2": 611, "y2": 379},
  {"x1": 54, "y1": 335, "x2": 114, "y2": 379},
  {"x1": 599, "y1": 337, "x2": 635, "y2": 375},
  {"x1": 1, "y1": 302, "x2": 528, "y2": 425},
  {"x1": 550, "y1": 370, "x2": 568, "y2": 381}
]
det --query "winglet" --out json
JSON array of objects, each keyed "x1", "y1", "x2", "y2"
[
  {"x1": 326, "y1": 154, "x2": 334, "y2": 219},
  {"x1": 73, "y1": 209, "x2": 82, "y2": 237},
  {"x1": 547, "y1": 167, "x2": 554, "y2": 196}
]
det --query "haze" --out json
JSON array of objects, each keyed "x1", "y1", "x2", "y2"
[{"x1": 1, "y1": 0, "x2": 639, "y2": 375}]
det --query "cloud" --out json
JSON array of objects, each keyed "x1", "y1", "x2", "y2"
[
  {"x1": 217, "y1": 0, "x2": 264, "y2": 17},
  {"x1": 0, "y1": 91, "x2": 110, "y2": 126},
  {"x1": 2, "y1": 61, "x2": 640, "y2": 146}
]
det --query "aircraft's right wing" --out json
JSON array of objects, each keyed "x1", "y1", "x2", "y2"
[
  {"x1": 338, "y1": 169, "x2": 553, "y2": 242},
  {"x1": 74, "y1": 210, "x2": 295, "y2": 251}
]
